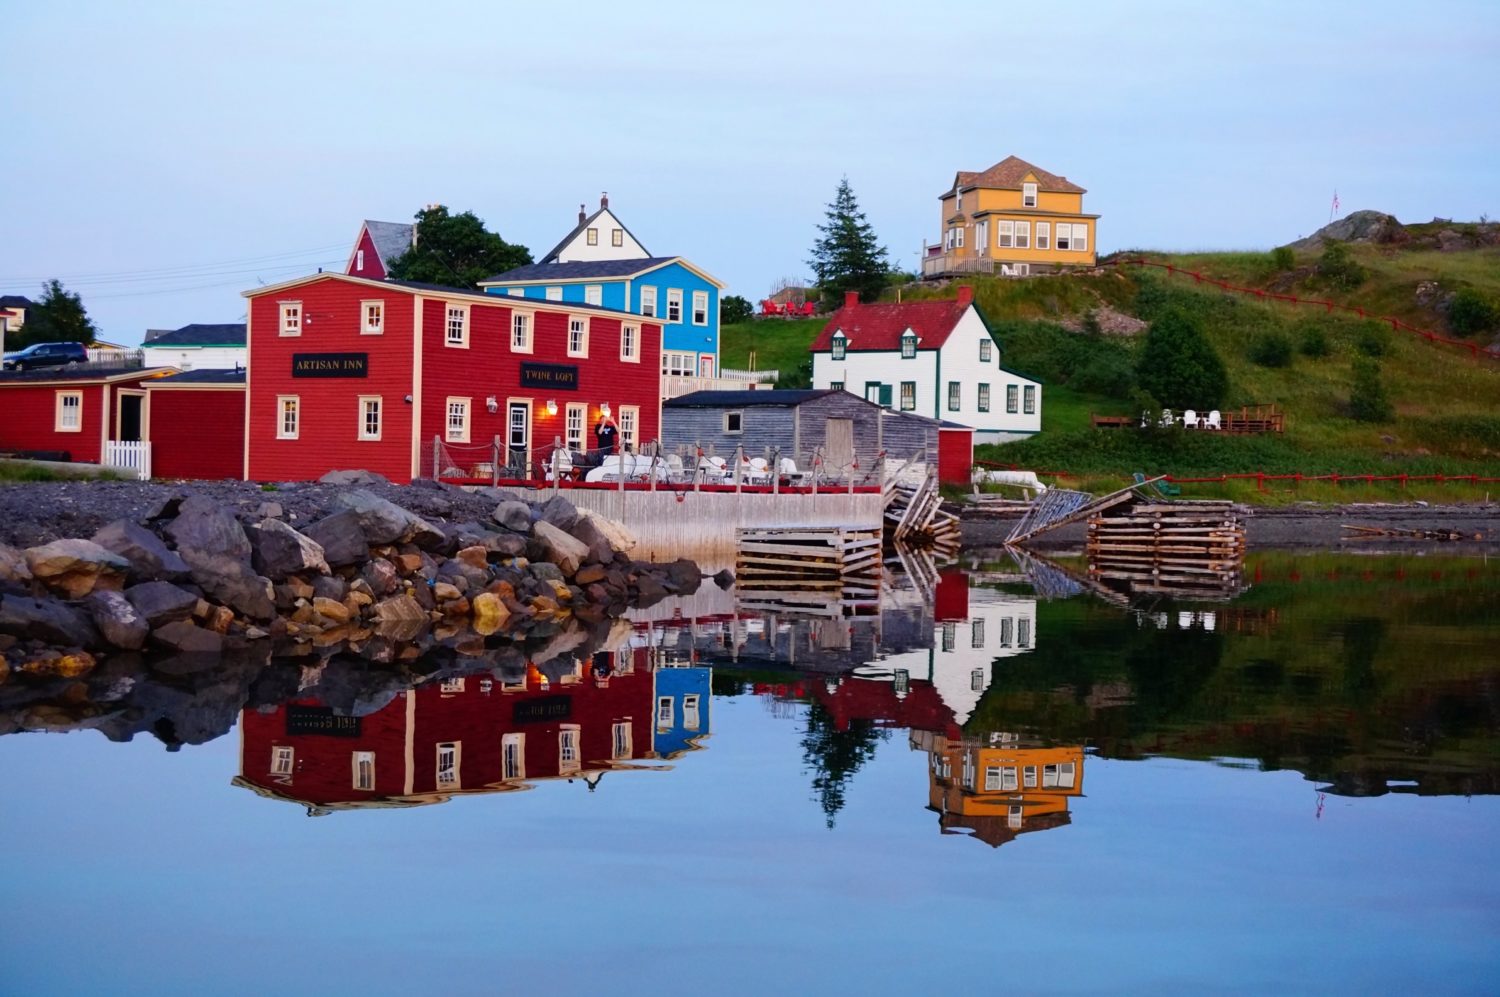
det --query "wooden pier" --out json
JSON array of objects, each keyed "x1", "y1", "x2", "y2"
[
  {"x1": 734, "y1": 526, "x2": 882, "y2": 617},
  {"x1": 1086, "y1": 500, "x2": 1246, "y2": 600}
]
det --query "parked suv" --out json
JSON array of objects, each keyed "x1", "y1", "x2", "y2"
[{"x1": 2, "y1": 341, "x2": 89, "y2": 372}]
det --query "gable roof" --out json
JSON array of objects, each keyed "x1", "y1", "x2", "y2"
[
  {"x1": 143, "y1": 323, "x2": 247, "y2": 347},
  {"x1": 0, "y1": 295, "x2": 34, "y2": 309},
  {"x1": 664, "y1": 389, "x2": 836, "y2": 408},
  {"x1": 362, "y1": 220, "x2": 415, "y2": 268},
  {"x1": 539, "y1": 206, "x2": 652, "y2": 264},
  {"x1": 480, "y1": 256, "x2": 725, "y2": 288},
  {"x1": 810, "y1": 299, "x2": 972, "y2": 352},
  {"x1": 945, "y1": 156, "x2": 1086, "y2": 197}
]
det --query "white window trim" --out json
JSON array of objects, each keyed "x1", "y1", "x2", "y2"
[
  {"x1": 445, "y1": 396, "x2": 471, "y2": 444},
  {"x1": 997, "y1": 220, "x2": 1014, "y2": 249},
  {"x1": 640, "y1": 286, "x2": 657, "y2": 318},
  {"x1": 506, "y1": 287, "x2": 524, "y2": 298},
  {"x1": 564, "y1": 402, "x2": 587, "y2": 451},
  {"x1": 666, "y1": 288, "x2": 683, "y2": 324},
  {"x1": 612, "y1": 721, "x2": 633, "y2": 760},
  {"x1": 1074, "y1": 224, "x2": 1089, "y2": 253},
  {"x1": 511, "y1": 311, "x2": 533, "y2": 354},
  {"x1": 683, "y1": 694, "x2": 701, "y2": 731},
  {"x1": 279, "y1": 301, "x2": 302, "y2": 337},
  {"x1": 54, "y1": 391, "x2": 83, "y2": 433},
  {"x1": 445, "y1": 302, "x2": 470, "y2": 348},
  {"x1": 271, "y1": 745, "x2": 294, "y2": 776},
  {"x1": 545, "y1": 287, "x2": 563, "y2": 302},
  {"x1": 1056, "y1": 223, "x2": 1072, "y2": 252},
  {"x1": 352, "y1": 751, "x2": 375, "y2": 791},
  {"x1": 356, "y1": 249, "x2": 365, "y2": 271},
  {"x1": 276, "y1": 395, "x2": 299, "y2": 440},
  {"x1": 1036, "y1": 221, "x2": 1051, "y2": 250},
  {"x1": 436, "y1": 741, "x2": 461, "y2": 788},
  {"x1": 584, "y1": 285, "x2": 603, "y2": 307},
  {"x1": 1023, "y1": 182, "x2": 1038, "y2": 207},
  {"x1": 656, "y1": 695, "x2": 674, "y2": 729},
  {"x1": 502, "y1": 732, "x2": 525, "y2": 781},
  {"x1": 691, "y1": 290, "x2": 709, "y2": 326},
  {"x1": 361, "y1": 299, "x2": 384, "y2": 335},
  {"x1": 724, "y1": 410, "x2": 743, "y2": 434},
  {"x1": 559, "y1": 724, "x2": 581, "y2": 773},
  {"x1": 567, "y1": 316, "x2": 589, "y2": 358},
  {"x1": 618, "y1": 405, "x2": 640, "y2": 450},
  {"x1": 1015, "y1": 220, "x2": 1031, "y2": 250},
  {"x1": 620, "y1": 323, "x2": 640, "y2": 363},
  {"x1": 357, "y1": 395, "x2": 382, "y2": 441}
]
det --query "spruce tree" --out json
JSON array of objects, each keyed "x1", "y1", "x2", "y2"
[
  {"x1": 808, "y1": 177, "x2": 890, "y2": 306},
  {"x1": 387, "y1": 205, "x2": 532, "y2": 290},
  {"x1": 17, "y1": 280, "x2": 98, "y2": 348},
  {"x1": 1135, "y1": 307, "x2": 1229, "y2": 409}
]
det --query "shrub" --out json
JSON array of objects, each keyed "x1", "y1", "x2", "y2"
[
  {"x1": 1135, "y1": 307, "x2": 1229, "y2": 409},
  {"x1": 1318, "y1": 241, "x2": 1367, "y2": 289},
  {"x1": 1269, "y1": 246, "x2": 1295, "y2": 271},
  {"x1": 1248, "y1": 331, "x2": 1294, "y2": 368},
  {"x1": 1355, "y1": 322, "x2": 1390, "y2": 357},
  {"x1": 1448, "y1": 287, "x2": 1498, "y2": 336},
  {"x1": 722, "y1": 294, "x2": 754, "y2": 324},
  {"x1": 1072, "y1": 353, "x2": 1135, "y2": 397},
  {"x1": 1348, "y1": 357, "x2": 1394, "y2": 422},
  {"x1": 1298, "y1": 324, "x2": 1330, "y2": 358}
]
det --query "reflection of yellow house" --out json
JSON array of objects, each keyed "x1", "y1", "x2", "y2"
[
  {"x1": 917, "y1": 731, "x2": 1085, "y2": 848},
  {"x1": 923, "y1": 156, "x2": 1099, "y2": 278}
]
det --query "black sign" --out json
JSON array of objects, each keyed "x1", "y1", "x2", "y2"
[
  {"x1": 292, "y1": 352, "x2": 368, "y2": 378},
  {"x1": 513, "y1": 695, "x2": 572, "y2": 725},
  {"x1": 519, "y1": 362, "x2": 579, "y2": 390},
  {"x1": 285, "y1": 704, "x2": 362, "y2": 738}
]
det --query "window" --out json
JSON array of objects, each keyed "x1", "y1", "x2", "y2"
[
  {"x1": 618, "y1": 405, "x2": 639, "y2": 450},
  {"x1": 1073, "y1": 224, "x2": 1088, "y2": 253},
  {"x1": 899, "y1": 381, "x2": 916, "y2": 411},
  {"x1": 279, "y1": 301, "x2": 301, "y2": 337},
  {"x1": 611, "y1": 228, "x2": 623, "y2": 247},
  {"x1": 1006, "y1": 384, "x2": 1019, "y2": 414},
  {"x1": 445, "y1": 304, "x2": 468, "y2": 347},
  {"x1": 1018, "y1": 617, "x2": 1032, "y2": 647},
  {"x1": 1043, "y1": 762, "x2": 1076, "y2": 789},
  {"x1": 978, "y1": 383, "x2": 990, "y2": 412},
  {"x1": 1015, "y1": 221, "x2": 1030, "y2": 249},
  {"x1": 724, "y1": 411, "x2": 743, "y2": 434},
  {"x1": 559, "y1": 726, "x2": 580, "y2": 773},
  {"x1": 972, "y1": 618, "x2": 986, "y2": 647},
  {"x1": 1023, "y1": 181, "x2": 1037, "y2": 207},
  {"x1": 1024, "y1": 765, "x2": 1038, "y2": 788},
  {"x1": 997, "y1": 220, "x2": 1014, "y2": 248},
  {"x1": 971, "y1": 668, "x2": 984, "y2": 691},
  {"x1": 54, "y1": 391, "x2": 82, "y2": 432},
  {"x1": 506, "y1": 287, "x2": 524, "y2": 297},
  {"x1": 830, "y1": 333, "x2": 846, "y2": 360},
  {"x1": 277, "y1": 396, "x2": 299, "y2": 439},
  {"x1": 999, "y1": 617, "x2": 1014, "y2": 647},
  {"x1": 440, "y1": 677, "x2": 465, "y2": 694},
  {"x1": 445, "y1": 397, "x2": 470, "y2": 443},
  {"x1": 1009, "y1": 805, "x2": 1024, "y2": 830},
  {"x1": 684, "y1": 694, "x2": 701, "y2": 731},
  {"x1": 976, "y1": 220, "x2": 988, "y2": 253},
  {"x1": 565, "y1": 402, "x2": 586, "y2": 451},
  {"x1": 271, "y1": 746, "x2": 294, "y2": 776},
  {"x1": 901, "y1": 333, "x2": 917, "y2": 359},
  {"x1": 508, "y1": 402, "x2": 529, "y2": 450},
  {"x1": 436, "y1": 742, "x2": 460, "y2": 787},
  {"x1": 586, "y1": 227, "x2": 598, "y2": 246},
  {"x1": 955, "y1": 190, "x2": 962, "y2": 214},
  {"x1": 545, "y1": 286, "x2": 562, "y2": 302},
  {"x1": 585, "y1": 285, "x2": 602, "y2": 306},
  {"x1": 666, "y1": 289, "x2": 683, "y2": 323},
  {"x1": 1056, "y1": 223, "x2": 1072, "y2": 251},
  {"x1": 512, "y1": 312, "x2": 532, "y2": 352},
  {"x1": 941, "y1": 622, "x2": 956, "y2": 652},
  {"x1": 612, "y1": 721, "x2": 633, "y2": 760},
  {"x1": 830, "y1": 381, "x2": 844, "y2": 392},
  {"x1": 954, "y1": 227, "x2": 964, "y2": 248},
  {"x1": 980, "y1": 339, "x2": 992, "y2": 362},
  {"x1": 362, "y1": 300, "x2": 384, "y2": 335},
  {"x1": 962, "y1": 752, "x2": 975, "y2": 789},
  {"x1": 1036, "y1": 222, "x2": 1051, "y2": 250},
  {"x1": 656, "y1": 695, "x2": 674, "y2": 729},
  {"x1": 692, "y1": 291, "x2": 709, "y2": 326},
  {"x1": 568, "y1": 317, "x2": 588, "y2": 357},
  {"x1": 356, "y1": 249, "x2": 364, "y2": 271},
  {"x1": 1024, "y1": 385, "x2": 1036, "y2": 415},
  {"x1": 984, "y1": 766, "x2": 1002, "y2": 791},
  {"x1": 620, "y1": 323, "x2": 639, "y2": 362},
  {"x1": 662, "y1": 352, "x2": 695, "y2": 377},
  {"x1": 352, "y1": 751, "x2": 375, "y2": 791},
  {"x1": 358, "y1": 396, "x2": 382, "y2": 441},
  {"x1": 948, "y1": 381, "x2": 961, "y2": 412},
  {"x1": 640, "y1": 286, "x2": 657, "y2": 318},
  {"x1": 502, "y1": 733, "x2": 525, "y2": 780}
]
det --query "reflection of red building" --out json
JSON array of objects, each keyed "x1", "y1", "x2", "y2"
[
  {"x1": 812, "y1": 676, "x2": 959, "y2": 738},
  {"x1": 236, "y1": 651, "x2": 660, "y2": 812}
]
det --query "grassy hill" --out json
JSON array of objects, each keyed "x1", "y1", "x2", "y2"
[{"x1": 720, "y1": 317, "x2": 823, "y2": 387}]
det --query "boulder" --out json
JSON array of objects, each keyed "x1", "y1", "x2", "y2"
[
  {"x1": 91, "y1": 519, "x2": 190, "y2": 581},
  {"x1": 302, "y1": 510, "x2": 368, "y2": 567},
  {"x1": 574, "y1": 563, "x2": 607, "y2": 586},
  {"x1": 361, "y1": 558, "x2": 400, "y2": 596},
  {"x1": 373, "y1": 594, "x2": 427, "y2": 625},
  {"x1": 569, "y1": 516, "x2": 617, "y2": 566},
  {"x1": 179, "y1": 550, "x2": 276, "y2": 621},
  {"x1": 664, "y1": 558, "x2": 703, "y2": 594},
  {"x1": 251, "y1": 518, "x2": 330, "y2": 581},
  {"x1": 493, "y1": 500, "x2": 533, "y2": 533},
  {"x1": 634, "y1": 572, "x2": 669, "y2": 608},
  {"x1": 125, "y1": 581, "x2": 201, "y2": 628},
  {"x1": 83, "y1": 590, "x2": 149, "y2": 651},
  {"x1": 19, "y1": 650, "x2": 97, "y2": 680},
  {"x1": 529, "y1": 561, "x2": 566, "y2": 584},
  {"x1": 334, "y1": 489, "x2": 444, "y2": 548},
  {"x1": 527, "y1": 521, "x2": 589, "y2": 577},
  {"x1": 456, "y1": 545, "x2": 489, "y2": 570},
  {"x1": 255, "y1": 501, "x2": 284, "y2": 520},
  {"x1": 24, "y1": 539, "x2": 130, "y2": 599},
  {"x1": 713, "y1": 568, "x2": 736, "y2": 589},
  {"x1": 576, "y1": 510, "x2": 636, "y2": 554},
  {"x1": 311, "y1": 575, "x2": 348, "y2": 602},
  {"x1": 471, "y1": 591, "x2": 510, "y2": 634},
  {"x1": 0, "y1": 594, "x2": 100, "y2": 647},
  {"x1": 313, "y1": 597, "x2": 351, "y2": 624},
  {"x1": 151, "y1": 620, "x2": 225, "y2": 654},
  {"x1": 319, "y1": 469, "x2": 391, "y2": 486},
  {"x1": 164, "y1": 495, "x2": 253, "y2": 559},
  {"x1": 535, "y1": 494, "x2": 579, "y2": 532},
  {"x1": 433, "y1": 581, "x2": 463, "y2": 602},
  {"x1": 0, "y1": 543, "x2": 33, "y2": 585},
  {"x1": 485, "y1": 532, "x2": 528, "y2": 558}
]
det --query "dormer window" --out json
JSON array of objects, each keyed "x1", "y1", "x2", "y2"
[
  {"x1": 955, "y1": 190, "x2": 962, "y2": 214},
  {"x1": 1023, "y1": 182, "x2": 1037, "y2": 207},
  {"x1": 901, "y1": 332, "x2": 917, "y2": 359},
  {"x1": 831, "y1": 332, "x2": 846, "y2": 360}
]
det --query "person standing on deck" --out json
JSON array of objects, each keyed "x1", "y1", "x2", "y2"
[{"x1": 594, "y1": 412, "x2": 619, "y2": 460}]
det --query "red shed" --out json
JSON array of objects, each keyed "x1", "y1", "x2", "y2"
[
  {"x1": 144, "y1": 369, "x2": 246, "y2": 479},
  {"x1": 243, "y1": 272, "x2": 663, "y2": 483},
  {"x1": 937, "y1": 421, "x2": 975, "y2": 485},
  {"x1": 0, "y1": 366, "x2": 175, "y2": 464}
]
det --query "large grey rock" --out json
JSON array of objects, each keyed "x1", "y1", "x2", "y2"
[
  {"x1": 535, "y1": 494, "x2": 580, "y2": 532},
  {"x1": 303, "y1": 510, "x2": 367, "y2": 567},
  {"x1": 91, "y1": 519, "x2": 189, "y2": 581},
  {"x1": 83, "y1": 590, "x2": 149, "y2": 651},
  {"x1": 0, "y1": 542, "x2": 33, "y2": 585},
  {"x1": 334, "y1": 489, "x2": 444, "y2": 548},
  {"x1": 360, "y1": 558, "x2": 399, "y2": 596},
  {"x1": 165, "y1": 495, "x2": 253, "y2": 559},
  {"x1": 0, "y1": 594, "x2": 100, "y2": 647},
  {"x1": 1288, "y1": 210, "x2": 1404, "y2": 250},
  {"x1": 251, "y1": 519, "x2": 329, "y2": 580},
  {"x1": 527, "y1": 521, "x2": 589, "y2": 577},
  {"x1": 319, "y1": 469, "x2": 390, "y2": 487},
  {"x1": 663, "y1": 558, "x2": 703, "y2": 594},
  {"x1": 179, "y1": 549, "x2": 275, "y2": 621},
  {"x1": 568, "y1": 515, "x2": 616, "y2": 566},
  {"x1": 485, "y1": 532, "x2": 528, "y2": 558},
  {"x1": 576, "y1": 510, "x2": 636, "y2": 554},
  {"x1": 125, "y1": 581, "x2": 201, "y2": 629},
  {"x1": 529, "y1": 561, "x2": 565, "y2": 584},
  {"x1": 25, "y1": 539, "x2": 132, "y2": 598},
  {"x1": 492, "y1": 500, "x2": 533, "y2": 533}
]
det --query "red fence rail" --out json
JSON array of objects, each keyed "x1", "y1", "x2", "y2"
[{"x1": 973, "y1": 459, "x2": 1500, "y2": 492}]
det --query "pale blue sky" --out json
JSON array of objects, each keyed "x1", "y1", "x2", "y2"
[{"x1": 2, "y1": 0, "x2": 1496, "y2": 343}]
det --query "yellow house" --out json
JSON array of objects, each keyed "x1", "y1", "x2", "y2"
[
  {"x1": 921, "y1": 733, "x2": 1085, "y2": 847},
  {"x1": 923, "y1": 155, "x2": 1099, "y2": 278}
]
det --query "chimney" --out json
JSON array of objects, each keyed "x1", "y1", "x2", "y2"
[
  {"x1": 844, "y1": 290, "x2": 860, "y2": 309},
  {"x1": 578, "y1": 203, "x2": 586, "y2": 225},
  {"x1": 956, "y1": 285, "x2": 974, "y2": 308},
  {"x1": 601, "y1": 191, "x2": 609, "y2": 210}
]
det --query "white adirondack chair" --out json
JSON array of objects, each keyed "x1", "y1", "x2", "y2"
[
  {"x1": 1205, "y1": 410, "x2": 1222, "y2": 430},
  {"x1": 1183, "y1": 409, "x2": 1199, "y2": 429}
]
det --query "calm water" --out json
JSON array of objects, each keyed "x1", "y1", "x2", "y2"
[{"x1": 3, "y1": 550, "x2": 1498, "y2": 995}]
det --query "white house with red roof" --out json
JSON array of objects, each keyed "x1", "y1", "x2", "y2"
[{"x1": 809, "y1": 287, "x2": 1041, "y2": 444}]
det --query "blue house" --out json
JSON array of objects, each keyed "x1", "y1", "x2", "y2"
[
  {"x1": 653, "y1": 666, "x2": 712, "y2": 759},
  {"x1": 480, "y1": 194, "x2": 725, "y2": 378}
]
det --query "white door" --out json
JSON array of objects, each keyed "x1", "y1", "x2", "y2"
[{"x1": 507, "y1": 402, "x2": 530, "y2": 477}]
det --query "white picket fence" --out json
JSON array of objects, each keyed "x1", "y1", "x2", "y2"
[{"x1": 104, "y1": 441, "x2": 151, "y2": 480}]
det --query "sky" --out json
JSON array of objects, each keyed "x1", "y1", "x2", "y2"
[{"x1": 2, "y1": 0, "x2": 1497, "y2": 345}]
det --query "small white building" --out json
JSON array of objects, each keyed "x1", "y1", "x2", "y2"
[
  {"x1": 141, "y1": 323, "x2": 246, "y2": 371},
  {"x1": 810, "y1": 287, "x2": 1041, "y2": 444}
]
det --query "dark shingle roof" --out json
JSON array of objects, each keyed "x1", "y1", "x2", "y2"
[
  {"x1": 143, "y1": 323, "x2": 247, "y2": 347},
  {"x1": 0, "y1": 295, "x2": 34, "y2": 309},
  {"x1": 151, "y1": 369, "x2": 246, "y2": 385},
  {"x1": 664, "y1": 389, "x2": 836, "y2": 408},
  {"x1": 0, "y1": 366, "x2": 176, "y2": 384},
  {"x1": 482, "y1": 257, "x2": 681, "y2": 284},
  {"x1": 379, "y1": 279, "x2": 644, "y2": 317},
  {"x1": 364, "y1": 221, "x2": 415, "y2": 267}
]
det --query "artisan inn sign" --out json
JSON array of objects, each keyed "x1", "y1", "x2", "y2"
[{"x1": 291, "y1": 352, "x2": 368, "y2": 377}]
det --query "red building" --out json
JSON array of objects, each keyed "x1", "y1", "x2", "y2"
[
  {"x1": 243, "y1": 272, "x2": 664, "y2": 483},
  {"x1": 344, "y1": 220, "x2": 414, "y2": 281},
  {"x1": 0, "y1": 366, "x2": 173, "y2": 464},
  {"x1": 143, "y1": 370, "x2": 246, "y2": 479}
]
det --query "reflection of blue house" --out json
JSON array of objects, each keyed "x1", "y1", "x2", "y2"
[
  {"x1": 653, "y1": 667, "x2": 712, "y2": 758},
  {"x1": 480, "y1": 195, "x2": 725, "y2": 377}
]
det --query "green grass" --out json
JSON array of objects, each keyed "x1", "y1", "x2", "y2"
[
  {"x1": 719, "y1": 317, "x2": 824, "y2": 388},
  {"x1": 0, "y1": 460, "x2": 123, "y2": 482}
]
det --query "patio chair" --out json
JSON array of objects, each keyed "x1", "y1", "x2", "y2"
[
  {"x1": 746, "y1": 457, "x2": 772, "y2": 486},
  {"x1": 1159, "y1": 408, "x2": 1177, "y2": 428},
  {"x1": 759, "y1": 299, "x2": 779, "y2": 317},
  {"x1": 1133, "y1": 471, "x2": 1182, "y2": 498},
  {"x1": 797, "y1": 301, "x2": 816, "y2": 317},
  {"x1": 1205, "y1": 410, "x2": 1222, "y2": 430},
  {"x1": 1183, "y1": 409, "x2": 1199, "y2": 429}
]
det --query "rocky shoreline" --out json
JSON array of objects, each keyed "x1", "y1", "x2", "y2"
[{"x1": 0, "y1": 472, "x2": 722, "y2": 684}]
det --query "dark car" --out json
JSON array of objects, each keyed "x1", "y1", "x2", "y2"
[{"x1": 2, "y1": 341, "x2": 89, "y2": 372}]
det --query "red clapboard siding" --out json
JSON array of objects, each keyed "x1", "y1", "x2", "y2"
[
  {"x1": 238, "y1": 695, "x2": 412, "y2": 806},
  {"x1": 346, "y1": 229, "x2": 387, "y2": 280},
  {"x1": 148, "y1": 387, "x2": 245, "y2": 479},
  {"x1": 937, "y1": 427, "x2": 973, "y2": 485},
  {"x1": 0, "y1": 375, "x2": 163, "y2": 464}
]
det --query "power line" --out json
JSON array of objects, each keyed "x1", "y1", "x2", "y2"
[
  {"x1": 85, "y1": 260, "x2": 341, "y2": 300},
  {"x1": 34, "y1": 257, "x2": 346, "y2": 291},
  {"x1": 0, "y1": 243, "x2": 349, "y2": 285}
]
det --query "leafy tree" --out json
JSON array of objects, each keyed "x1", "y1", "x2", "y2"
[
  {"x1": 799, "y1": 701, "x2": 885, "y2": 828},
  {"x1": 15, "y1": 280, "x2": 98, "y2": 348},
  {"x1": 387, "y1": 205, "x2": 531, "y2": 290},
  {"x1": 1134, "y1": 307, "x2": 1229, "y2": 409},
  {"x1": 1448, "y1": 287, "x2": 1497, "y2": 336},
  {"x1": 808, "y1": 177, "x2": 890, "y2": 306},
  {"x1": 721, "y1": 294, "x2": 753, "y2": 324},
  {"x1": 1349, "y1": 357, "x2": 1394, "y2": 422}
]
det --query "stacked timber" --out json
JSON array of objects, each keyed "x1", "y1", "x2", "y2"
[
  {"x1": 1086, "y1": 501, "x2": 1246, "y2": 600},
  {"x1": 734, "y1": 526, "x2": 881, "y2": 618},
  {"x1": 885, "y1": 475, "x2": 960, "y2": 556}
]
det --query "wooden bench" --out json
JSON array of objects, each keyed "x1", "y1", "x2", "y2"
[{"x1": 1091, "y1": 414, "x2": 1134, "y2": 429}]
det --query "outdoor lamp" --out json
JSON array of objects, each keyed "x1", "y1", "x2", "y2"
[
  {"x1": 600, "y1": 402, "x2": 611, "y2": 417},
  {"x1": 546, "y1": 399, "x2": 558, "y2": 415},
  {"x1": 486, "y1": 396, "x2": 498, "y2": 413}
]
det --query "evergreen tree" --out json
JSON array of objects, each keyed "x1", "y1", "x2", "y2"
[
  {"x1": 808, "y1": 177, "x2": 890, "y2": 306},
  {"x1": 799, "y1": 701, "x2": 886, "y2": 828},
  {"x1": 1134, "y1": 307, "x2": 1229, "y2": 409},
  {"x1": 1348, "y1": 357, "x2": 1394, "y2": 422},
  {"x1": 387, "y1": 205, "x2": 532, "y2": 290},
  {"x1": 17, "y1": 280, "x2": 97, "y2": 348}
]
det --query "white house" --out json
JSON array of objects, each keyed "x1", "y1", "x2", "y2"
[
  {"x1": 141, "y1": 323, "x2": 246, "y2": 371},
  {"x1": 809, "y1": 287, "x2": 1041, "y2": 444},
  {"x1": 539, "y1": 193, "x2": 651, "y2": 264}
]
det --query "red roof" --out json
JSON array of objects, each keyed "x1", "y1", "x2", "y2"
[
  {"x1": 946, "y1": 155, "x2": 1086, "y2": 196},
  {"x1": 811, "y1": 294, "x2": 973, "y2": 353}
]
